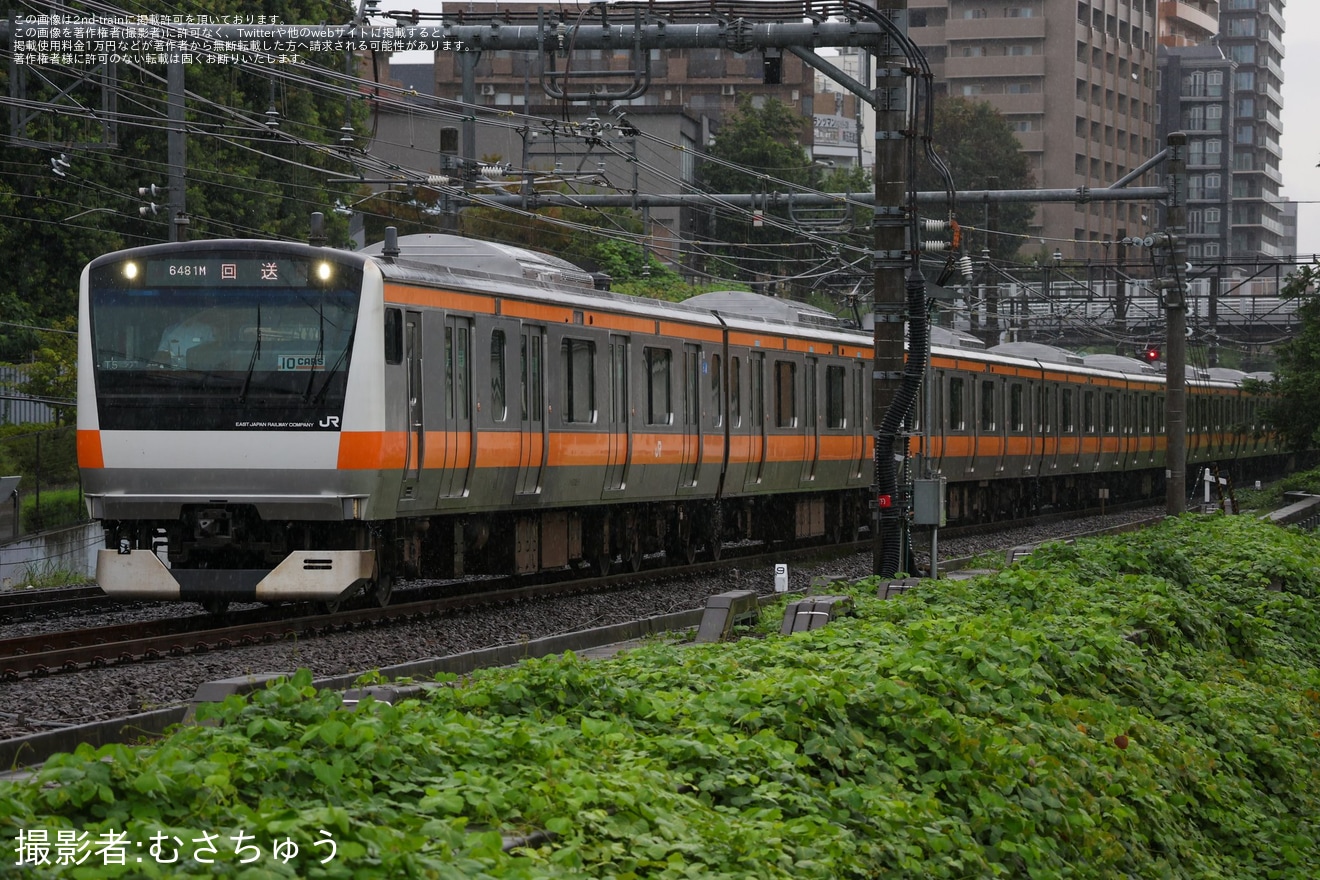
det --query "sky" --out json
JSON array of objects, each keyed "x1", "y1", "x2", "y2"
[
  {"x1": 1279, "y1": 1, "x2": 1320, "y2": 257},
  {"x1": 386, "y1": 2, "x2": 1320, "y2": 257}
]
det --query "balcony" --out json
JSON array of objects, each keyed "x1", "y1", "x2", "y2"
[
  {"x1": 946, "y1": 55, "x2": 1046, "y2": 79},
  {"x1": 1159, "y1": 1, "x2": 1219, "y2": 42},
  {"x1": 989, "y1": 92, "x2": 1046, "y2": 115},
  {"x1": 946, "y1": 17, "x2": 1046, "y2": 41}
]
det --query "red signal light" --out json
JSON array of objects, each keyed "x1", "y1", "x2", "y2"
[{"x1": 1142, "y1": 346, "x2": 1160, "y2": 362}]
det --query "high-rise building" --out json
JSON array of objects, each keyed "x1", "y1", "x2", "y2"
[
  {"x1": 1157, "y1": 45, "x2": 1234, "y2": 264},
  {"x1": 1217, "y1": 0, "x2": 1287, "y2": 260},
  {"x1": 908, "y1": 1, "x2": 1160, "y2": 261}
]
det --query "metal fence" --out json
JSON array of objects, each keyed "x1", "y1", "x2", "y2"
[{"x1": 0, "y1": 424, "x2": 85, "y2": 542}]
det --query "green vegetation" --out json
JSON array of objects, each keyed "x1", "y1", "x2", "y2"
[
  {"x1": 1251, "y1": 261, "x2": 1320, "y2": 451},
  {"x1": 1233, "y1": 464, "x2": 1320, "y2": 512},
  {"x1": 3, "y1": 515, "x2": 1319, "y2": 877},
  {"x1": 19, "y1": 488, "x2": 87, "y2": 533}
]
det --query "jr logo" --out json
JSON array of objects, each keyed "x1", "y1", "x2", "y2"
[{"x1": 319, "y1": 415, "x2": 341, "y2": 428}]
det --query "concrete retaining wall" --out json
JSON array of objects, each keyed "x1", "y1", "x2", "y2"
[{"x1": 0, "y1": 522, "x2": 101, "y2": 588}]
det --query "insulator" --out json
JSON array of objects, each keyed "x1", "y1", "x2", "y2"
[
  {"x1": 921, "y1": 239, "x2": 949, "y2": 254},
  {"x1": 958, "y1": 255, "x2": 974, "y2": 279},
  {"x1": 479, "y1": 164, "x2": 506, "y2": 179},
  {"x1": 921, "y1": 219, "x2": 949, "y2": 233},
  {"x1": 426, "y1": 174, "x2": 450, "y2": 186}
]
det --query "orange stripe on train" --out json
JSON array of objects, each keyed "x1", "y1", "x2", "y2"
[{"x1": 77, "y1": 430, "x2": 104, "y2": 469}]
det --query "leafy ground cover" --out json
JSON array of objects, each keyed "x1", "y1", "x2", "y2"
[
  {"x1": 1233, "y1": 463, "x2": 1320, "y2": 511},
  {"x1": 2, "y1": 514, "x2": 1319, "y2": 878}
]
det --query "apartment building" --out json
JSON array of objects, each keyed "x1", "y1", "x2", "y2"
[
  {"x1": 908, "y1": 1, "x2": 1160, "y2": 260},
  {"x1": 1217, "y1": 0, "x2": 1287, "y2": 260}
]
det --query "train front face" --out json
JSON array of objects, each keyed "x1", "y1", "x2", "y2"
[{"x1": 78, "y1": 241, "x2": 384, "y2": 605}]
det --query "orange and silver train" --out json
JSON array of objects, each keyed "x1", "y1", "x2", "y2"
[{"x1": 77, "y1": 234, "x2": 1278, "y2": 611}]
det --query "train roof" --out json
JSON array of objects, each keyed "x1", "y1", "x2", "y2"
[
  {"x1": 989, "y1": 341, "x2": 1084, "y2": 365},
  {"x1": 677, "y1": 291, "x2": 844, "y2": 328},
  {"x1": 361, "y1": 233, "x2": 599, "y2": 289},
  {"x1": 1082, "y1": 353, "x2": 1161, "y2": 375}
]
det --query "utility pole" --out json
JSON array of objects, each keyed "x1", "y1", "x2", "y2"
[
  {"x1": 166, "y1": 59, "x2": 187, "y2": 242},
  {"x1": 1163, "y1": 132, "x2": 1188, "y2": 516},
  {"x1": 872, "y1": 0, "x2": 911, "y2": 578}
]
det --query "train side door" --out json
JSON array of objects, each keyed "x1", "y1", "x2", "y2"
[
  {"x1": 603, "y1": 335, "x2": 630, "y2": 494},
  {"x1": 743, "y1": 351, "x2": 767, "y2": 490},
  {"x1": 679, "y1": 343, "x2": 702, "y2": 488},
  {"x1": 398, "y1": 310, "x2": 426, "y2": 507},
  {"x1": 516, "y1": 324, "x2": 546, "y2": 496},
  {"x1": 852, "y1": 360, "x2": 868, "y2": 480},
  {"x1": 800, "y1": 356, "x2": 820, "y2": 483},
  {"x1": 437, "y1": 315, "x2": 473, "y2": 499}
]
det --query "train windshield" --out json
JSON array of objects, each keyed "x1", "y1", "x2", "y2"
[{"x1": 88, "y1": 253, "x2": 363, "y2": 431}]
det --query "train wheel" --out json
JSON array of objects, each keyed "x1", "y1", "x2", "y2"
[
  {"x1": 201, "y1": 598, "x2": 229, "y2": 616},
  {"x1": 624, "y1": 518, "x2": 643, "y2": 573},
  {"x1": 318, "y1": 598, "x2": 342, "y2": 615},
  {"x1": 374, "y1": 575, "x2": 394, "y2": 608}
]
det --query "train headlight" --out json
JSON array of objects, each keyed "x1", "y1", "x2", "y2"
[
  {"x1": 315, "y1": 261, "x2": 334, "y2": 282},
  {"x1": 122, "y1": 261, "x2": 139, "y2": 280}
]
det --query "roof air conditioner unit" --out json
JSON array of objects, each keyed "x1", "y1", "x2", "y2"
[{"x1": 480, "y1": 84, "x2": 496, "y2": 96}]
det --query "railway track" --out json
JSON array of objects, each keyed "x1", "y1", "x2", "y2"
[{"x1": 0, "y1": 537, "x2": 870, "y2": 681}]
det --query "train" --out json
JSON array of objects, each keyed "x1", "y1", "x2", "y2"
[{"x1": 77, "y1": 233, "x2": 1280, "y2": 612}]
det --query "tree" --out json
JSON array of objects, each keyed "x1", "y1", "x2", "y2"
[
  {"x1": 1252, "y1": 263, "x2": 1320, "y2": 451},
  {"x1": 695, "y1": 95, "x2": 824, "y2": 291},
  {"x1": 0, "y1": 0, "x2": 365, "y2": 360},
  {"x1": 914, "y1": 96, "x2": 1036, "y2": 263}
]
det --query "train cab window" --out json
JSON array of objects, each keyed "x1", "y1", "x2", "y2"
[
  {"x1": 730, "y1": 356, "x2": 742, "y2": 427},
  {"x1": 490, "y1": 330, "x2": 507, "y2": 421},
  {"x1": 1103, "y1": 392, "x2": 1115, "y2": 432},
  {"x1": 826, "y1": 365, "x2": 846, "y2": 428},
  {"x1": 1062, "y1": 388, "x2": 1074, "y2": 432},
  {"x1": 644, "y1": 346, "x2": 673, "y2": 425},
  {"x1": 1083, "y1": 391, "x2": 1095, "y2": 433},
  {"x1": 710, "y1": 354, "x2": 723, "y2": 427},
  {"x1": 949, "y1": 377, "x2": 966, "y2": 430},
  {"x1": 774, "y1": 360, "x2": 797, "y2": 428},
  {"x1": 561, "y1": 338, "x2": 596, "y2": 424},
  {"x1": 980, "y1": 380, "x2": 996, "y2": 431},
  {"x1": 1010, "y1": 383, "x2": 1024, "y2": 431},
  {"x1": 384, "y1": 308, "x2": 403, "y2": 365}
]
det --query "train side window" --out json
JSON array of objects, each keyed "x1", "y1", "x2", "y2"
[
  {"x1": 1083, "y1": 391, "x2": 1095, "y2": 433},
  {"x1": 446, "y1": 322, "x2": 470, "y2": 420},
  {"x1": 774, "y1": 360, "x2": 797, "y2": 428},
  {"x1": 561, "y1": 338, "x2": 596, "y2": 424},
  {"x1": 521, "y1": 331, "x2": 543, "y2": 423},
  {"x1": 980, "y1": 380, "x2": 996, "y2": 431},
  {"x1": 826, "y1": 364, "x2": 846, "y2": 428},
  {"x1": 750, "y1": 354, "x2": 765, "y2": 428},
  {"x1": 1140, "y1": 395, "x2": 1150, "y2": 433},
  {"x1": 1062, "y1": 388, "x2": 1074, "y2": 432},
  {"x1": 710, "y1": 353, "x2": 723, "y2": 427},
  {"x1": 730, "y1": 356, "x2": 742, "y2": 427},
  {"x1": 949, "y1": 377, "x2": 965, "y2": 430},
  {"x1": 1010, "y1": 383, "x2": 1024, "y2": 431},
  {"x1": 644, "y1": 346, "x2": 673, "y2": 425},
  {"x1": 490, "y1": 330, "x2": 507, "y2": 422},
  {"x1": 384, "y1": 308, "x2": 403, "y2": 365},
  {"x1": 1103, "y1": 392, "x2": 1116, "y2": 432}
]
